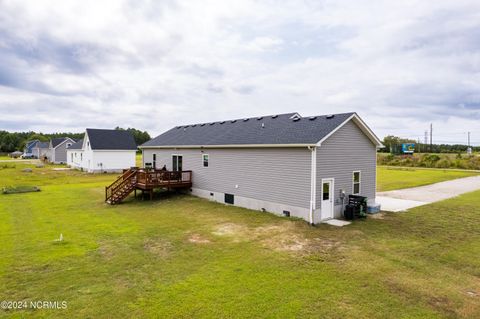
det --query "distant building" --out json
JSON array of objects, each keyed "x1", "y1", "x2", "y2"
[
  {"x1": 67, "y1": 129, "x2": 137, "y2": 173},
  {"x1": 48, "y1": 137, "x2": 76, "y2": 164}
]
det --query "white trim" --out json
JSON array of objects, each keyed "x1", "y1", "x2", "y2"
[
  {"x1": 308, "y1": 146, "x2": 317, "y2": 225},
  {"x1": 320, "y1": 178, "x2": 335, "y2": 220},
  {"x1": 352, "y1": 170, "x2": 361, "y2": 195},
  {"x1": 202, "y1": 153, "x2": 209, "y2": 167},
  {"x1": 316, "y1": 114, "x2": 384, "y2": 148},
  {"x1": 139, "y1": 143, "x2": 315, "y2": 149}
]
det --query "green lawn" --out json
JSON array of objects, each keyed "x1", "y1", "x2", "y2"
[
  {"x1": 1, "y1": 163, "x2": 479, "y2": 318},
  {"x1": 377, "y1": 166, "x2": 480, "y2": 192}
]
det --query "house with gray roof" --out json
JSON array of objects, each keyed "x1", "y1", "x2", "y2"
[
  {"x1": 32, "y1": 141, "x2": 50, "y2": 159},
  {"x1": 140, "y1": 112, "x2": 383, "y2": 224},
  {"x1": 67, "y1": 129, "x2": 137, "y2": 173},
  {"x1": 22, "y1": 140, "x2": 40, "y2": 158},
  {"x1": 48, "y1": 137, "x2": 76, "y2": 164}
]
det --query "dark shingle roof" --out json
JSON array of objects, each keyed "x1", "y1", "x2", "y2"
[
  {"x1": 51, "y1": 137, "x2": 72, "y2": 148},
  {"x1": 67, "y1": 139, "x2": 84, "y2": 150},
  {"x1": 35, "y1": 142, "x2": 49, "y2": 149},
  {"x1": 86, "y1": 129, "x2": 137, "y2": 150},
  {"x1": 141, "y1": 112, "x2": 356, "y2": 147}
]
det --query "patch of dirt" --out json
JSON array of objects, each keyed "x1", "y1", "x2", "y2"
[
  {"x1": 188, "y1": 234, "x2": 211, "y2": 244},
  {"x1": 211, "y1": 222, "x2": 344, "y2": 255},
  {"x1": 144, "y1": 238, "x2": 171, "y2": 257},
  {"x1": 369, "y1": 213, "x2": 386, "y2": 219},
  {"x1": 466, "y1": 290, "x2": 478, "y2": 297},
  {"x1": 212, "y1": 223, "x2": 248, "y2": 237},
  {"x1": 97, "y1": 240, "x2": 117, "y2": 260}
]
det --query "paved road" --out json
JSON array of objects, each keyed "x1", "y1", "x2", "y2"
[{"x1": 377, "y1": 175, "x2": 480, "y2": 212}]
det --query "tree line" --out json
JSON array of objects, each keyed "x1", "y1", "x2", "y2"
[
  {"x1": 380, "y1": 135, "x2": 479, "y2": 153},
  {"x1": 0, "y1": 128, "x2": 151, "y2": 153}
]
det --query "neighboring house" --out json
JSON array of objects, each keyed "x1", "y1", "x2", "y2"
[
  {"x1": 66, "y1": 139, "x2": 84, "y2": 169},
  {"x1": 32, "y1": 141, "x2": 50, "y2": 159},
  {"x1": 140, "y1": 112, "x2": 383, "y2": 224},
  {"x1": 67, "y1": 129, "x2": 137, "y2": 173},
  {"x1": 22, "y1": 140, "x2": 39, "y2": 158},
  {"x1": 49, "y1": 137, "x2": 76, "y2": 164}
]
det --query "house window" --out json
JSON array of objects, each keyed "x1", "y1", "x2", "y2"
[
  {"x1": 172, "y1": 155, "x2": 183, "y2": 171},
  {"x1": 67, "y1": 143, "x2": 72, "y2": 147},
  {"x1": 353, "y1": 171, "x2": 361, "y2": 195},
  {"x1": 202, "y1": 154, "x2": 209, "y2": 167}
]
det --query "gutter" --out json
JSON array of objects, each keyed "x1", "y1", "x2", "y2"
[{"x1": 139, "y1": 143, "x2": 316, "y2": 149}]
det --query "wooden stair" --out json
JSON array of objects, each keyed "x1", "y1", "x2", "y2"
[{"x1": 105, "y1": 168, "x2": 138, "y2": 205}]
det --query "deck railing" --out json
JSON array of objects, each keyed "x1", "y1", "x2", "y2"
[{"x1": 136, "y1": 170, "x2": 192, "y2": 188}]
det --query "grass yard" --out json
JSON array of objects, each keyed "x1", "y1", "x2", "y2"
[
  {"x1": 377, "y1": 166, "x2": 480, "y2": 192},
  {"x1": 1, "y1": 163, "x2": 479, "y2": 318}
]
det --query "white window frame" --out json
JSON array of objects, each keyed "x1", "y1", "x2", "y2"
[
  {"x1": 353, "y1": 171, "x2": 361, "y2": 195},
  {"x1": 202, "y1": 154, "x2": 209, "y2": 167},
  {"x1": 172, "y1": 154, "x2": 183, "y2": 171}
]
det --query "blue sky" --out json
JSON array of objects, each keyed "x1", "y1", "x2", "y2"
[{"x1": 0, "y1": 0, "x2": 479, "y2": 145}]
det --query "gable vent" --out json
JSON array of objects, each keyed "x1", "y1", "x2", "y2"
[
  {"x1": 272, "y1": 115, "x2": 278, "y2": 118},
  {"x1": 326, "y1": 114, "x2": 335, "y2": 119},
  {"x1": 309, "y1": 116, "x2": 317, "y2": 121},
  {"x1": 257, "y1": 116, "x2": 263, "y2": 120}
]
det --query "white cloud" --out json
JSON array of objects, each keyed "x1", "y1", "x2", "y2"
[{"x1": 0, "y1": 0, "x2": 479, "y2": 144}]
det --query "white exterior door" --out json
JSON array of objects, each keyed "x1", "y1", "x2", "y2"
[{"x1": 321, "y1": 178, "x2": 334, "y2": 220}]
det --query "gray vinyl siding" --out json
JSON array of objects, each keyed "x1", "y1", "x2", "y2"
[
  {"x1": 316, "y1": 120, "x2": 376, "y2": 209},
  {"x1": 143, "y1": 148, "x2": 312, "y2": 208},
  {"x1": 53, "y1": 141, "x2": 71, "y2": 163}
]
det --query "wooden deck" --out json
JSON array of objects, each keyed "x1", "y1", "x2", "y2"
[
  {"x1": 135, "y1": 169, "x2": 193, "y2": 190},
  {"x1": 105, "y1": 168, "x2": 192, "y2": 204}
]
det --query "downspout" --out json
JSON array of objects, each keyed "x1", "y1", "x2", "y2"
[{"x1": 308, "y1": 146, "x2": 317, "y2": 225}]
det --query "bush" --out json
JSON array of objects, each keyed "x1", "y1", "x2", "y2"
[{"x1": 378, "y1": 153, "x2": 480, "y2": 170}]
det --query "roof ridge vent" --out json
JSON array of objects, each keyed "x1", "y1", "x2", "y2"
[{"x1": 326, "y1": 114, "x2": 335, "y2": 119}]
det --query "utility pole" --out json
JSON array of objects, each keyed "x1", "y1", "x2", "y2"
[
  {"x1": 430, "y1": 123, "x2": 433, "y2": 153},
  {"x1": 424, "y1": 130, "x2": 428, "y2": 153}
]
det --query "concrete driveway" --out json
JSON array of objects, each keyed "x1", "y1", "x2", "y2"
[{"x1": 377, "y1": 175, "x2": 480, "y2": 212}]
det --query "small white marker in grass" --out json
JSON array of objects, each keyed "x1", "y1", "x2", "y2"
[{"x1": 54, "y1": 233, "x2": 63, "y2": 242}]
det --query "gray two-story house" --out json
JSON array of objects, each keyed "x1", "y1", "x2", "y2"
[{"x1": 140, "y1": 112, "x2": 383, "y2": 224}]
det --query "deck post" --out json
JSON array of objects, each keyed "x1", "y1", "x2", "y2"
[{"x1": 134, "y1": 189, "x2": 137, "y2": 198}]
